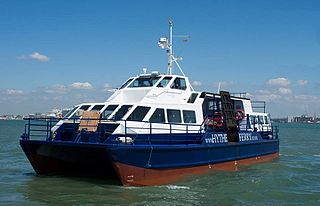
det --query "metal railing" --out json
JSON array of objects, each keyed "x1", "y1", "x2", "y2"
[{"x1": 21, "y1": 117, "x2": 278, "y2": 143}]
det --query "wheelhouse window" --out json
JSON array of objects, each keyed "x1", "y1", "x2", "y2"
[
  {"x1": 91, "y1": 105, "x2": 104, "y2": 111},
  {"x1": 157, "y1": 76, "x2": 172, "y2": 87},
  {"x1": 120, "y1": 78, "x2": 133, "y2": 89},
  {"x1": 149, "y1": 108, "x2": 165, "y2": 123},
  {"x1": 72, "y1": 105, "x2": 91, "y2": 118},
  {"x1": 264, "y1": 116, "x2": 269, "y2": 124},
  {"x1": 183, "y1": 110, "x2": 196, "y2": 123},
  {"x1": 167, "y1": 109, "x2": 182, "y2": 123},
  {"x1": 127, "y1": 106, "x2": 151, "y2": 121},
  {"x1": 171, "y1": 77, "x2": 186, "y2": 90},
  {"x1": 128, "y1": 77, "x2": 161, "y2": 88},
  {"x1": 101, "y1": 105, "x2": 118, "y2": 119},
  {"x1": 114, "y1": 105, "x2": 132, "y2": 121}
]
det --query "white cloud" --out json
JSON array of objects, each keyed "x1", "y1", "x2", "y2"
[
  {"x1": 253, "y1": 90, "x2": 282, "y2": 102},
  {"x1": 102, "y1": 83, "x2": 115, "y2": 92},
  {"x1": 6, "y1": 89, "x2": 24, "y2": 95},
  {"x1": 277, "y1": 87, "x2": 292, "y2": 95},
  {"x1": 29, "y1": 52, "x2": 49, "y2": 62},
  {"x1": 267, "y1": 77, "x2": 290, "y2": 87},
  {"x1": 191, "y1": 81, "x2": 202, "y2": 87},
  {"x1": 45, "y1": 84, "x2": 68, "y2": 94},
  {"x1": 297, "y1": 80, "x2": 308, "y2": 86},
  {"x1": 70, "y1": 82, "x2": 93, "y2": 90},
  {"x1": 16, "y1": 52, "x2": 50, "y2": 62}
]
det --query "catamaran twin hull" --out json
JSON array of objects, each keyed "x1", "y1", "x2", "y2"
[{"x1": 20, "y1": 131, "x2": 279, "y2": 186}]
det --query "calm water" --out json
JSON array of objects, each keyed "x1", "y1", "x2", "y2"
[{"x1": 0, "y1": 120, "x2": 319, "y2": 205}]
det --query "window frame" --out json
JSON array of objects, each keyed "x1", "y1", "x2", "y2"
[
  {"x1": 183, "y1": 110, "x2": 196, "y2": 123},
  {"x1": 127, "y1": 106, "x2": 151, "y2": 121},
  {"x1": 149, "y1": 108, "x2": 166, "y2": 123},
  {"x1": 167, "y1": 109, "x2": 182, "y2": 123}
]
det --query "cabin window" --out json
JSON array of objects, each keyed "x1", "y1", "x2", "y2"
[
  {"x1": 258, "y1": 116, "x2": 264, "y2": 124},
  {"x1": 187, "y1": 93, "x2": 198, "y2": 103},
  {"x1": 234, "y1": 100, "x2": 244, "y2": 110},
  {"x1": 72, "y1": 105, "x2": 91, "y2": 118},
  {"x1": 91, "y1": 105, "x2": 104, "y2": 111},
  {"x1": 120, "y1": 78, "x2": 134, "y2": 89},
  {"x1": 249, "y1": 115, "x2": 257, "y2": 125},
  {"x1": 167, "y1": 109, "x2": 182, "y2": 123},
  {"x1": 114, "y1": 105, "x2": 132, "y2": 121},
  {"x1": 264, "y1": 116, "x2": 269, "y2": 124},
  {"x1": 157, "y1": 76, "x2": 172, "y2": 87},
  {"x1": 183, "y1": 110, "x2": 196, "y2": 123},
  {"x1": 64, "y1": 106, "x2": 79, "y2": 118},
  {"x1": 101, "y1": 105, "x2": 118, "y2": 119},
  {"x1": 128, "y1": 77, "x2": 160, "y2": 88},
  {"x1": 171, "y1": 78, "x2": 186, "y2": 90},
  {"x1": 127, "y1": 106, "x2": 151, "y2": 121},
  {"x1": 149, "y1": 108, "x2": 165, "y2": 123}
]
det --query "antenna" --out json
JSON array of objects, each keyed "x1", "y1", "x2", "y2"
[
  {"x1": 217, "y1": 82, "x2": 221, "y2": 93},
  {"x1": 158, "y1": 18, "x2": 188, "y2": 76}
]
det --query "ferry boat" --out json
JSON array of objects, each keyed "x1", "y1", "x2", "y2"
[{"x1": 20, "y1": 19, "x2": 279, "y2": 186}]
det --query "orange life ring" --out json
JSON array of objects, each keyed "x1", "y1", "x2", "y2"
[{"x1": 234, "y1": 109, "x2": 245, "y2": 121}]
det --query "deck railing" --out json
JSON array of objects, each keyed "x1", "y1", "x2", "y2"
[{"x1": 21, "y1": 117, "x2": 278, "y2": 143}]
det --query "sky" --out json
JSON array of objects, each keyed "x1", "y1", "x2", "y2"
[{"x1": 0, "y1": 0, "x2": 320, "y2": 117}]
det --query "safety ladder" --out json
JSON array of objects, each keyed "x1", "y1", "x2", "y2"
[{"x1": 220, "y1": 91, "x2": 239, "y2": 142}]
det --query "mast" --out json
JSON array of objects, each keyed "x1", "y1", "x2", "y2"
[
  {"x1": 158, "y1": 18, "x2": 188, "y2": 77},
  {"x1": 168, "y1": 18, "x2": 173, "y2": 75}
]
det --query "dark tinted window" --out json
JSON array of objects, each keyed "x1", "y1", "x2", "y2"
[
  {"x1": 157, "y1": 76, "x2": 172, "y2": 87},
  {"x1": 114, "y1": 105, "x2": 132, "y2": 121},
  {"x1": 149, "y1": 108, "x2": 165, "y2": 123},
  {"x1": 128, "y1": 77, "x2": 160, "y2": 87},
  {"x1": 91, "y1": 105, "x2": 104, "y2": 111},
  {"x1": 127, "y1": 106, "x2": 150, "y2": 121},
  {"x1": 72, "y1": 105, "x2": 91, "y2": 118},
  {"x1": 101, "y1": 105, "x2": 118, "y2": 119},
  {"x1": 64, "y1": 106, "x2": 79, "y2": 118},
  {"x1": 80, "y1": 105, "x2": 90, "y2": 111},
  {"x1": 183, "y1": 110, "x2": 196, "y2": 123},
  {"x1": 167, "y1": 109, "x2": 182, "y2": 123},
  {"x1": 171, "y1": 78, "x2": 187, "y2": 90},
  {"x1": 187, "y1": 93, "x2": 198, "y2": 103},
  {"x1": 120, "y1": 78, "x2": 133, "y2": 89}
]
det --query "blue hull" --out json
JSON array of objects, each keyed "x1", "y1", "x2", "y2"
[{"x1": 20, "y1": 134, "x2": 279, "y2": 185}]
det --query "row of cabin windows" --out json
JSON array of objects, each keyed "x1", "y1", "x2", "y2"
[
  {"x1": 122, "y1": 106, "x2": 196, "y2": 124},
  {"x1": 120, "y1": 76, "x2": 187, "y2": 90},
  {"x1": 68, "y1": 104, "x2": 196, "y2": 124},
  {"x1": 249, "y1": 115, "x2": 270, "y2": 125}
]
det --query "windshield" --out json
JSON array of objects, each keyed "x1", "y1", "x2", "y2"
[{"x1": 128, "y1": 77, "x2": 160, "y2": 88}]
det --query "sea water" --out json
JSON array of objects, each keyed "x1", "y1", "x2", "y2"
[{"x1": 0, "y1": 120, "x2": 319, "y2": 205}]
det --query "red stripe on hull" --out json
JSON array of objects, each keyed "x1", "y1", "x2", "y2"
[{"x1": 113, "y1": 152, "x2": 279, "y2": 186}]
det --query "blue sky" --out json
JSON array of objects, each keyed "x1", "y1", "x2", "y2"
[{"x1": 0, "y1": 0, "x2": 320, "y2": 117}]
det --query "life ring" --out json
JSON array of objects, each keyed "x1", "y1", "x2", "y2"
[
  {"x1": 234, "y1": 109, "x2": 245, "y2": 121},
  {"x1": 213, "y1": 113, "x2": 224, "y2": 127}
]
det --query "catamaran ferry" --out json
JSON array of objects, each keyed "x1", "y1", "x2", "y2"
[{"x1": 20, "y1": 19, "x2": 279, "y2": 186}]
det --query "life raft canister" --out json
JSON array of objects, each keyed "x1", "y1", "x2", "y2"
[{"x1": 234, "y1": 109, "x2": 245, "y2": 121}]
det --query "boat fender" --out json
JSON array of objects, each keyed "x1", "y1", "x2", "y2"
[
  {"x1": 234, "y1": 109, "x2": 245, "y2": 121},
  {"x1": 117, "y1": 136, "x2": 134, "y2": 144}
]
